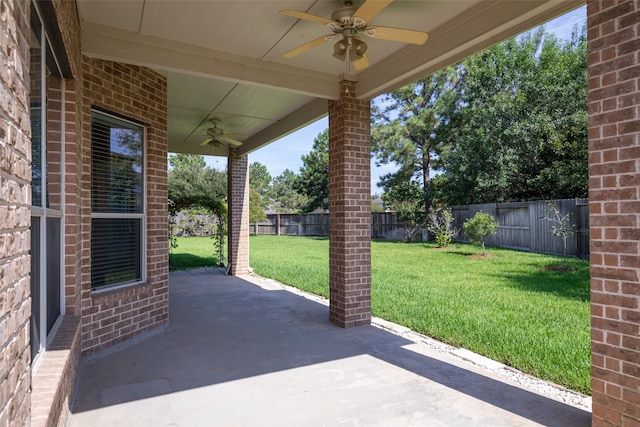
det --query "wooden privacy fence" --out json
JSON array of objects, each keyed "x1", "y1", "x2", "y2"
[
  {"x1": 450, "y1": 199, "x2": 589, "y2": 258},
  {"x1": 252, "y1": 212, "x2": 408, "y2": 240},
  {"x1": 250, "y1": 198, "x2": 590, "y2": 258}
]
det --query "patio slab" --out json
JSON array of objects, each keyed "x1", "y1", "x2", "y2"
[{"x1": 69, "y1": 269, "x2": 591, "y2": 426}]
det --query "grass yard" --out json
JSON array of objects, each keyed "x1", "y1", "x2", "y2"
[
  {"x1": 169, "y1": 236, "x2": 224, "y2": 270},
  {"x1": 170, "y1": 235, "x2": 591, "y2": 394},
  {"x1": 249, "y1": 235, "x2": 591, "y2": 395}
]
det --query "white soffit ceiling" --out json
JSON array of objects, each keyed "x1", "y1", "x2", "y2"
[{"x1": 78, "y1": 0, "x2": 583, "y2": 156}]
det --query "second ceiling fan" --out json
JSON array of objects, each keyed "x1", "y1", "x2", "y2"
[
  {"x1": 199, "y1": 119, "x2": 245, "y2": 148},
  {"x1": 280, "y1": 0, "x2": 428, "y2": 70}
]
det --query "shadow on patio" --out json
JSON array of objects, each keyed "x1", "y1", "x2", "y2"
[{"x1": 70, "y1": 269, "x2": 591, "y2": 426}]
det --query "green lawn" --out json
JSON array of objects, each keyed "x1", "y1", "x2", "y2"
[
  {"x1": 169, "y1": 236, "x2": 224, "y2": 270},
  {"x1": 172, "y1": 235, "x2": 591, "y2": 394}
]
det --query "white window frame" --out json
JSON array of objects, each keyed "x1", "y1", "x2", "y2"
[
  {"x1": 90, "y1": 110, "x2": 147, "y2": 293},
  {"x1": 30, "y1": 3, "x2": 65, "y2": 371}
]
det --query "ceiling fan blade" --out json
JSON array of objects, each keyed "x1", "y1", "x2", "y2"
[
  {"x1": 200, "y1": 137, "x2": 213, "y2": 146},
  {"x1": 219, "y1": 136, "x2": 243, "y2": 147},
  {"x1": 352, "y1": 54, "x2": 369, "y2": 70},
  {"x1": 365, "y1": 26, "x2": 428, "y2": 45},
  {"x1": 284, "y1": 34, "x2": 335, "y2": 58},
  {"x1": 224, "y1": 134, "x2": 247, "y2": 140},
  {"x1": 353, "y1": 0, "x2": 393, "y2": 23},
  {"x1": 280, "y1": 9, "x2": 334, "y2": 26}
]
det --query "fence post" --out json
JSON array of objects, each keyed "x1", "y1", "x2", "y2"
[
  {"x1": 276, "y1": 213, "x2": 281, "y2": 236},
  {"x1": 574, "y1": 199, "x2": 581, "y2": 258},
  {"x1": 372, "y1": 212, "x2": 377, "y2": 239}
]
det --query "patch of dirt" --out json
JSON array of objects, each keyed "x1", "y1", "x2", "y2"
[
  {"x1": 541, "y1": 266, "x2": 576, "y2": 272},
  {"x1": 468, "y1": 254, "x2": 497, "y2": 259}
]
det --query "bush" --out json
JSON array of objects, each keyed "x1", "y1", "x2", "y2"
[
  {"x1": 426, "y1": 208, "x2": 458, "y2": 247},
  {"x1": 463, "y1": 211, "x2": 499, "y2": 256}
]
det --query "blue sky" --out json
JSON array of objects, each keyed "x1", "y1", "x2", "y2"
[{"x1": 206, "y1": 5, "x2": 587, "y2": 193}]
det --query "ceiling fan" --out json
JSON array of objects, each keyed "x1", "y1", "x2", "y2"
[
  {"x1": 199, "y1": 119, "x2": 245, "y2": 148},
  {"x1": 280, "y1": 0, "x2": 428, "y2": 70}
]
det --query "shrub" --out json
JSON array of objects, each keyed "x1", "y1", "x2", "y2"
[
  {"x1": 426, "y1": 208, "x2": 458, "y2": 247},
  {"x1": 463, "y1": 211, "x2": 499, "y2": 256}
]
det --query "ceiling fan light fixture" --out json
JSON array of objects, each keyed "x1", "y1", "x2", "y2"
[
  {"x1": 333, "y1": 39, "x2": 348, "y2": 60},
  {"x1": 280, "y1": 0, "x2": 429, "y2": 71},
  {"x1": 350, "y1": 37, "x2": 367, "y2": 60}
]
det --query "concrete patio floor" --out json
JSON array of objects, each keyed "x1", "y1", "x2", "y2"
[{"x1": 69, "y1": 269, "x2": 591, "y2": 426}]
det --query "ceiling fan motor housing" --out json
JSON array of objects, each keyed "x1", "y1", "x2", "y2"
[{"x1": 331, "y1": 6, "x2": 358, "y2": 26}]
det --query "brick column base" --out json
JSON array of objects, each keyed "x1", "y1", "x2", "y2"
[
  {"x1": 328, "y1": 80, "x2": 371, "y2": 328},
  {"x1": 227, "y1": 149, "x2": 249, "y2": 275}
]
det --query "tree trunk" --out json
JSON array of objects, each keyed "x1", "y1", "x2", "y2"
[{"x1": 423, "y1": 152, "x2": 431, "y2": 212}]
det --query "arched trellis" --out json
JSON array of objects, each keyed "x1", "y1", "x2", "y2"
[{"x1": 168, "y1": 195, "x2": 227, "y2": 267}]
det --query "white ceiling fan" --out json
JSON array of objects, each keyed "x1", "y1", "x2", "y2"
[
  {"x1": 199, "y1": 119, "x2": 245, "y2": 148},
  {"x1": 280, "y1": 0, "x2": 428, "y2": 70}
]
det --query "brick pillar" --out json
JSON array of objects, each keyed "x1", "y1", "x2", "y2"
[
  {"x1": 227, "y1": 149, "x2": 250, "y2": 275},
  {"x1": 328, "y1": 80, "x2": 371, "y2": 328},
  {"x1": 0, "y1": 0, "x2": 32, "y2": 425},
  {"x1": 588, "y1": 1, "x2": 640, "y2": 426}
]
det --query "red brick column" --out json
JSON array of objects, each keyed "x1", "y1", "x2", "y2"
[
  {"x1": 0, "y1": 0, "x2": 32, "y2": 424},
  {"x1": 227, "y1": 149, "x2": 249, "y2": 275},
  {"x1": 328, "y1": 80, "x2": 371, "y2": 328},
  {"x1": 588, "y1": 1, "x2": 640, "y2": 425}
]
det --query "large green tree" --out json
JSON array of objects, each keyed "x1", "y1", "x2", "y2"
[
  {"x1": 434, "y1": 27, "x2": 587, "y2": 205},
  {"x1": 249, "y1": 161, "x2": 271, "y2": 220},
  {"x1": 269, "y1": 169, "x2": 308, "y2": 213},
  {"x1": 168, "y1": 153, "x2": 226, "y2": 201},
  {"x1": 296, "y1": 129, "x2": 329, "y2": 212},
  {"x1": 371, "y1": 67, "x2": 459, "y2": 210},
  {"x1": 249, "y1": 162, "x2": 272, "y2": 196}
]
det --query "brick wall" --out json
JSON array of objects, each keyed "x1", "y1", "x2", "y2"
[
  {"x1": 81, "y1": 58, "x2": 169, "y2": 355},
  {"x1": 0, "y1": 0, "x2": 32, "y2": 425},
  {"x1": 63, "y1": 77, "x2": 83, "y2": 316},
  {"x1": 588, "y1": 1, "x2": 640, "y2": 425},
  {"x1": 328, "y1": 80, "x2": 371, "y2": 328},
  {"x1": 228, "y1": 149, "x2": 249, "y2": 275}
]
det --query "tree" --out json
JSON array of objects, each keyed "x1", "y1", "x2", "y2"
[
  {"x1": 426, "y1": 208, "x2": 458, "y2": 248},
  {"x1": 248, "y1": 162, "x2": 272, "y2": 221},
  {"x1": 382, "y1": 182, "x2": 428, "y2": 242},
  {"x1": 269, "y1": 169, "x2": 308, "y2": 213},
  {"x1": 435, "y1": 27, "x2": 587, "y2": 205},
  {"x1": 371, "y1": 67, "x2": 459, "y2": 210},
  {"x1": 249, "y1": 162, "x2": 272, "y2": 196},
  {"x1": 168, "y1": 153, "x2": 226, "y2": 201},
  {"x1": 169, "y1": 153, "x2": 206, "y2": 171},
  {"x1": 296, "y1": 129, "x2": 329, "y2": 212},
  {"x1": 463, "y1": 212, "x2": 499, "y2": 256},
  {"x1": 540, "y1": 201, "x2": 577, "y2": 266},
  {"x1": 249, "y1": 188, "x2": 267, "y2": 224}
]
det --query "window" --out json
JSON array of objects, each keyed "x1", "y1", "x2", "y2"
[
  {"x1": 30, "y1": 3, "x2": 64, "y2": 361},
  {"x1": 91, "y1": 111, "x2": 145, "y2": 290}
]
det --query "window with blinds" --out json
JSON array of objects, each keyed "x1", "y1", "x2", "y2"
[{"x1": 91, "y1": 110, "x2": 145, "y2": 290}]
